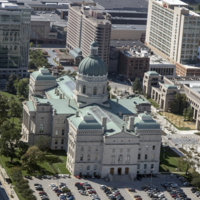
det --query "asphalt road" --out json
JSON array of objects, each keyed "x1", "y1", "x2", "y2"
[{"x1": 0, "y1": 182, "x2": 9, "y2": 200}]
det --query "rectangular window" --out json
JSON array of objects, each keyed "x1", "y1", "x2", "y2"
[
  {"x1": 152, "y1": 145, "x2": 155, "y2": 150},
  {"x1": 80, "y1": 154, "x2": 83, "y2": 161},
  {"x1": 87, "y1": 165, "x2": 90, "y2": 170},
  {"x1": 55, "y1": 130, "x2": 58, "y2": 135},
  {"x1": 144, "y1": 164, "x2": 147, "y2": 169},
  {"x1": 137, "y1": 164, "x2": 140, "y2": 169},
  {"x1": 145, "y1": 154, "x2": 147, "y2": 160},
  {"x1": 146, "y1": 146, "x2": 148, "y2": 150},
  {"x1": 80, "y1": 165, "x2": 83, "y2": 171},
  {"x1": 151, "y1": 164, "x2": 154, "y2": 169},
  {"x1": 61, "y1": 139, "x2": 64, "y2": 144},
  {"x1": 62, "y1": 129, "x2": 64, "y2": 135},
  {"x1": 95, "y1": 154, "x2": 98, "y2": 161},
  {"x1": 138, "y1": 154, "x2": 141, "y2": 160},
  {"x1": 96, "y1": 146, "x2": 98, "y2": 151},
  {"x1": 94, "y1": 165, "x2": 97, "y2": 170},
  {"x1": 81, "y1": 146, "x2": 84, "y2": 151},
  {"x1": 55, "y1": 139, "x2": 58, "y2": 144}
]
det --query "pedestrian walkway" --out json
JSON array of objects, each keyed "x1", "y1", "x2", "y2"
[{"x1": 0, "y1": 165, "x2": 19, "y2": 200}]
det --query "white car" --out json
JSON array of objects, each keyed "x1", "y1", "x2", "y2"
[
  {"x1": 61, "y1": 186, "x2": 68, "y2": 189},
  {"x1": 49, "y1": 183, "x2": 56, "y2": 186}
]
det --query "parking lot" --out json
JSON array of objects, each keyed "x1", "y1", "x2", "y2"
[{"x1": 28, "y1": 174, "x2": 198, "y2": 200}]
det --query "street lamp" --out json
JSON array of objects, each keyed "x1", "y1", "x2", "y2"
[{"x1": 150, "y1": 168, "x2": 154, "y2": 186}]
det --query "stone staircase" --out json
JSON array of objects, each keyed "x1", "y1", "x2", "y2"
[{"x1": 113, "y1": 174, "x2": 132, "y2": 182}]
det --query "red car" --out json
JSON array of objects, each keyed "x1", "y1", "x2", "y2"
[
  {"x1": 129, "y1": 188, "x2": 136, "y2": 192},
  {"x1": 86, "y1": 187, "x2": 92, "y2": 190},
  {"x1": 39, "y1": 192, "x2": 46, "y2": 195},
  {"x1": 171, "y1": 194, "x2": 177, "y2": 198},
  {"x1": 114, "y1": 192, "x2": 120, "y2": 196},
  {"x1": 75, "y1": 175, "x2": 81, "y2": 179}
]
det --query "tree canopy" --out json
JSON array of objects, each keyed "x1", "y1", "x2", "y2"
[
  {"x1": 132, "y1": 78, "x2": 142, "y2": 93},
  {"x1": 5, "y1": 73, "x2": 18, "y2": 94},
  {"x1": 0, "y1": 94, "x2": 9, "y2": 125},
  {"x1": 0, "y1": 121, "x2": 21, "y2": 161},
  {"x1": 14, "y1": 78, "x2": 29, "y2": 98},
  {"x1": 9, "y1": 98, "x2": 22, "y2": 125},
  {"x1": 21, "y1": 146, "x2": 45, "y2": 171},
  {"x1": 35, "y1": 136, "x2": 51, "y2": 152},
  {"x1": 170, "y1": 94, "x2": 187, "y2": 115}
]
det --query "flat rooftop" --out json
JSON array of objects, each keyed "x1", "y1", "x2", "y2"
[
  {"x1": 112, "y1": 24, "x2": 146, "y2": 30},
  {"x1": 110, "y1": 40, "x2": 147, "y2": 48},
  {"x1": 31, "y1": 11, "x2": 67, "y2": 26},
  {"x1": 150, "y1": 54, "x2": 174, "y2": 65},
  {"x1": 179, "y1": 80, "x2": 200, "y2": 95},
  {"x1": 162, "y1": 0, "x2": 188, "y2": 5}
]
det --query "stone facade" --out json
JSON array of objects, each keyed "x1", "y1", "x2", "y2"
[
  {"x1": 21, "y1": 43, "x2": 162, "y2": 180},
  {"x1": 143, "y1": 71, "x2": 200, "y2": 130}
]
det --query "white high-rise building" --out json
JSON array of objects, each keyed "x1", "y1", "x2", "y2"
[{"x1": 145, "y1": 0, "x2": 200, "y2": 65}]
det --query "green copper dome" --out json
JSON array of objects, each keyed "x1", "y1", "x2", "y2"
[
  {"x1": 91, "y1": 41, "x2": 98, "y2": 47},
  {"x1": 78, "y1": 55, "x2": 107, "y2": 76}
]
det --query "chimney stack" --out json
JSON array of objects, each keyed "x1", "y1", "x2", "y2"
[
  {"x1": 119, "y1": 111, "x2": 122, "y2": 117},
  {"x1": 101, "y1": 117, "x2": 107, "y2": 130},
  {"x1": 56, "y1": 90, "x2": 59, "y2": 96},
  {"x1": 68, "y1": 98, "x2": 70, "y2": 106},
  {"x1": 76, "y1": 110, "x2": 79, "y2": 117},
  {"x1": 62, "y1": 93, "x2": 65, "y2": 99},
  {"x1": 127, "y1": 116, "x2": 135, "y2": 131},
  {"x1": 59, "y1": 94, "x2": 62, "y2": 99},
  {"x1": 55, "y1": 88, "x2": 57, "y2": 94}
]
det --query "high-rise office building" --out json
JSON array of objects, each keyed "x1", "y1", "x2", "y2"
[
  {"x1": 0, "y1": 2, "x2": 31, "y2": 78},
  {"x1": 66, "y1": 3, "x2": 111, "y2": 67},
  {"x1": 145, "y1": 0, "x2": 200, "y2": 65}
]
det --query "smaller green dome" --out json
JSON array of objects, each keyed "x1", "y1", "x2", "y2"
[
  {"x1": 31, "y1": 67, "x2": 56, "y2": 81},
  {"x1": 91, "y1": 41, "x2": 98, "y2": 47}
]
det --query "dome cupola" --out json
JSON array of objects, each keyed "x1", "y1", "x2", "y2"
[{"x1": 78, "y1": 41, "x2": 107, "y2": 76}]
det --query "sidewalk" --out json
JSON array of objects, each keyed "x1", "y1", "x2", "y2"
[{"x1": 0, "y1": 165, "x2": 19, "y2": 200}]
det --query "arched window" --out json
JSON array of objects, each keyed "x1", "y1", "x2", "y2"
[
  {"x1": 82, "y1": 85, "x2": 86, "y2": 94},
  {"x1": 118, "y1": 155, "x2": 123, "y2": 163},
  {"x1": 93, "y1": 87, "x2": 97, "y2": 95},
  {"x1": 87, "y1": 154, "x2": 90, "y2": 161},
  {"x1": 40, "y1": 124, "x2": 43, "y2": 133}
]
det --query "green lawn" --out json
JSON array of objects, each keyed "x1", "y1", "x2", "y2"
[
  {"x1": 147, "y1": 98, "x2": 159, "y2": 108},
  {"x1": 160, "y1": 146, "x2": 182, "y2": 172},
  {"x1": 0, "y1": 91, "x2": 21, "y2": 102},
  {"x1": 48, "y1": 150, "x2": 71, "y2": 174}
]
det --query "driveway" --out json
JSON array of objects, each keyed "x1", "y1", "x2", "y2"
[{"x1": 28, "y1": 174, "x2": 197, "y2": 200}]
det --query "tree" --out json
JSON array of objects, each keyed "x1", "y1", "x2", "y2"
[
  {"x1": 9, "y1": 98, "x2": 22, "y2": 125},
  {"x1": 187, "y1": 106, "x2": 193, "y2": 122},
  {"x1": 183, "y1": 108, "x2": 187, "y2": 119},
  {"x1": 29, "y1": 42, "x2": 34, "y2": 47},
  {"x1": 0, "y1": 94, "x2": 9, "y2": 125},
  {"x1": 5, "y1": 73, "x2": 18, "y2": 94},
  {"x1": 171, "y1": 94, "x2": 187, "y2": 115},
  {"x1": 178, "y1": 152, "x2": 194, "y2": 174},
  {"x1": 35, "y1": 136, "x2": 51, "y2": 152},
  {"x1": 11, "y1": 167, "x2": 23, "y2": 183},
  {"x1": 36, "y1": 44, "x2": 41, "y2": 48},
  {"x1": 191, "y1": 171, "x2": 200, "y2": 187},
  {"x1": 21, "y1": 146, "x2": 45, "y2": 171},
  {"x1": 18, "y1": 141, "x2": 29, "y2": 157},
  {"x1": 14, "y1": 78, "x2": 29, "y2": 99},
  {"x1": 132, "y1": 78, "x2": 141, "y2": 93},
  {"x1": 0, "y1": 121, "x2": 21, "y2": 161},
  {"x1": 198, "y1": 3, "x2": 200, "y2": 11},
  {"x1": 28, "y1": 61, "x2": 37, "y2": 70}
]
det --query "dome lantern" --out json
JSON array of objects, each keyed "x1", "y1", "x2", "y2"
[
  {"x1": 78, "y1": 41, "x2": 107, "y2": 76},
  {"x1": 90, "y1": 41, "x2": 98, "y2": 56}
]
